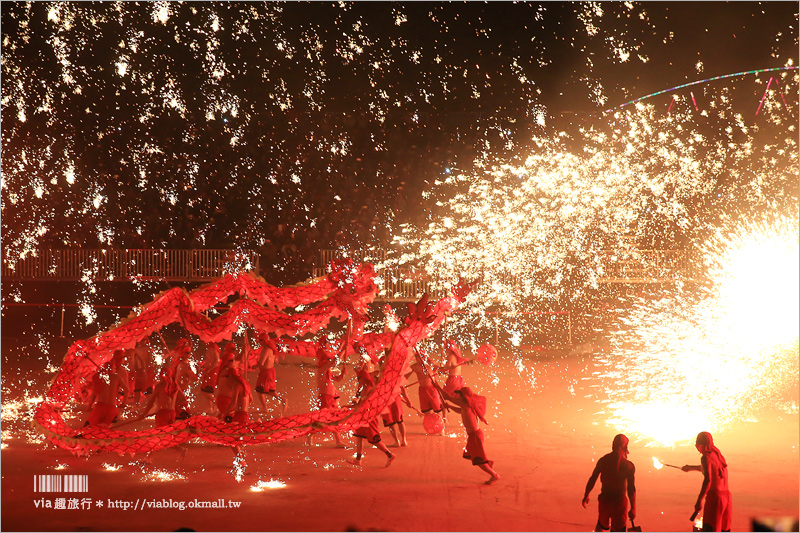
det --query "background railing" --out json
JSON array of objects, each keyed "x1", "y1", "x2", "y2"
[
  {"x1": 1, "y1": 249, "x2": 259, "y2": 282},
  {"x1": 314, "y1": 247, "x2": 699, "y2": 300},
  {"x1": 2, "y1": 247, "x2": 698, "y2": 296}
]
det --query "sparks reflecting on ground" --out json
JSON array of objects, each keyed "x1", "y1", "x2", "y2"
[
  {"x1": 249, "y1": 479, "x2": 287, "y2": 491},
  {"x1": 141, "y1": 468, "x2": 187, "y2": 482},
  {"x1": 600, "y1": 212, "x2": 799, "y2": 445}
]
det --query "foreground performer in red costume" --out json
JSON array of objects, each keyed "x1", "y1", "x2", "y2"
[
  {"x1": 682, "y1": 432, "x2": 732, "y2": 532},
  {"x1": 440, "y1": 385, "x2": 499, "y2": 485},
  {"x1": 582, "y1": 434, "x2": 637, "y2": 532}
]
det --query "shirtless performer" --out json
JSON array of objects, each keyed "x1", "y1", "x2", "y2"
[
  {"x1": 111, "y1": 350, "x2": 131, "y2": 408},
  {"x1": 171, "y1": 338, "x2": 196, "y2": 389},
  {"x1": 215, "y1": 343, "x2": 242, "y2": 420},
  {"x1": 138, "y1": 366, "x2": 188, "y2": 460},
  {"x1": 682, "y1": 432, "x2": 732, "y2": 532},
  {"x1": 218, "y1": 362, "x2": 252, "y2": 425},
  {"x1": 306, "y1": 340, "x2": 346, "y2": 447},
  {"x1": 441, "y1": 340, "x2": 467, "y2": 396},
  {"x1": 198, "y1": 342, "x2": 221, "y2": 414},
  {"x1": 410, "y1": 348, "x2": 445, "y2": 435},
  {"x1": 582, "y1": 434, "x2": 637, "y2": 532},
  {"x1": 132, "y1": 340, "x2": 155, "y2": 405},
  {"x1": 347, "y1": 357, "x2": 396, "y2": 467},
  {"x1": 376, "y1": 351, "x2": 413, "y2": 447},
  {"x1": 85, "y1": 358, "x2": 130, "y2": 428},
  {"x1": 169, "y1": 338, "x2": 196, "y2": 419},
  {"x1": 439, "y1": 385, "x2": 499, "y2": 485},
  {"x1": 253, "y1": 331, "x2": 287, "y2": 413}
]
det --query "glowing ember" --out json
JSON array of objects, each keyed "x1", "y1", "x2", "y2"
[
  {"x1": 249, "y1": 479, "x2": 287, "y2": 491},
  {"x1": 142, "y1": 468, "x2": 187, "y2": 482},
  {"x1": 652, "y1": 457, "x2": 664, "y2": 470}
]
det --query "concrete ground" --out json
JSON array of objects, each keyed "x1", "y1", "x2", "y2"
[{"x1": 1, "y1": 338, "x2": 798, "y2": 532}]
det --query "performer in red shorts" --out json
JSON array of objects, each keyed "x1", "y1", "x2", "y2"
[
  {"x1": 218, "y1": 363, "x2": 252, "y2": 425},
  {"x1": 347, "y1": 357, "x2": 396, "y2": 467},
  {"x1": 198, "y1": 342, "x2": 221, "y2": 414},
  {"x1": 85, "y1": 358, "x2": 130, "y2": 428},
  {"x1": 140, "y1": 367, "x2": 180, "y2": 427},
  {"x1": 306, "y1": 339, "x2": 346, "y2": 447},
  {"x1": 410, "y1": 348, "x2": 445, "y2": 435},
  {"x1": 215, "y1": 343, "x2": 240, "y2": 416},
  {"x1": 582, "y1": 434, "x2": 637, "y2": 532},
  {"x1": 137, "y1": 366, "x2": 187, "y2": 460},
  {"x1": 439, "y1": 385, "x2": 499, "y2": 485},
  {"x1": 348, "y1": 415, "x2": 395, "y2": 467},
  {"x1": 380, "y1": 387, "x2": 412, "y2": 447},
  {"x1": 441, "y1": 340, "x2": 467, "y2": 396},
  {"x1": 253, "y1": 331, "x2": 287, "y2": 413},
  {"x1": 169, "y1": 338, "x2": 195, "y2": 419},
  {"x1": 682, "y1": 432, "x2": 732, "y2": 532},
  {"x1": 131, "y1": 339, "x2": 154, "y2": 405}
]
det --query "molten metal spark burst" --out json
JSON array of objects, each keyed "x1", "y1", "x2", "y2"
[
  {"x1": 142, "y1": 468, "x2": 187, "y2": 482},
  {"x1": 601, "y1": 212, "x2": 799, "y2": 445},
  {"x1": 249, "y1": 479, "x2": 286, "y2": 491},
  {"x1": 231, "y1": 453, "x2": 247, "y2": 483}
]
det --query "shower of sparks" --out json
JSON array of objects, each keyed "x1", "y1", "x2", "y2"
[
  {"x1": 231, "y1": 452, "x2": 247, "y2": 482},
  {"x1": 391, "y1": 87, "x2": 797, "y2": 347},
  {"x1": 599, "y1": 212, "x2": 799, "y2": 446},
  {"x1": 1, "y1": 2, "x2": 665, "y2": 266}
]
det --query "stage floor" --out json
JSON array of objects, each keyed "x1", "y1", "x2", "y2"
[{"x1": 2, "y1": 339, "x2": 797, "y2": 532}]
